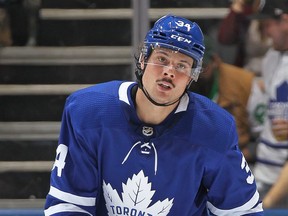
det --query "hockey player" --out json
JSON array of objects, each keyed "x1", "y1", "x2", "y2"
[{"x1": 44, "y1": 14, "x2": 264, "y2": 215}]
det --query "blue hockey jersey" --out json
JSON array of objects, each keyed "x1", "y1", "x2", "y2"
[{"x1": 45, "y1": 81, "x2": 263, "y2": 215}]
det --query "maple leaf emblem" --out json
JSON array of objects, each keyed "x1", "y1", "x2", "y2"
[{"x1": 103, "y1": 170, "x2": 174, "y2": 215}]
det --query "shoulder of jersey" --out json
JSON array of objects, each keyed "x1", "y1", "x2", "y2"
[
  {"x1": 187, "y1": 92, "x2": 236, "y2": 152},
  {"x1": 71, "y1": 80, "x2": 122, "y2": 98},
  {"x1": 64, "y1": 81, "x2": 127, "y2": 127},
  {"x1": 189, "y1": 92, "x2": 233, "y2": 120}
]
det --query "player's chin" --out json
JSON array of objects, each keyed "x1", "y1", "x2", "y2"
[
  {"x1": 158, "y1": 95, "x2": 179, "y2": 105},
  {"x1": 150, "y1": 94, "x2": 169, "y2": 105}
]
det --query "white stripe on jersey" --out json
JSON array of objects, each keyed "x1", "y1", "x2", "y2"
[
  {"x1": 118, "y1": 81, "x2": 134, "y2": 105},
  {"x1": 44, "y1": 203, "x2": 93, "y2": 216},
  {"x1": 49, "y1": 186, "x2": 96, "y2": 206},
  {"x1": 207, "y1": 191, "x2": 261, "y2": 215}
]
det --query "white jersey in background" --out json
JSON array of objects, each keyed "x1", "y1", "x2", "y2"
[{"x1": 254, "y1": 49, "x2": 288, "y2": 185}]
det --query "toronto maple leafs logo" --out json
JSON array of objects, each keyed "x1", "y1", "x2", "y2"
[
  {"x1": 103, "y1": 170, "x2": 174, "y2": 215},
  {"x1": 269, "y1": 82, "x2": 288, "y2": 120}
]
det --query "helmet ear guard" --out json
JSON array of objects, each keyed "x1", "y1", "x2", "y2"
[
  {"x1": 134, "y1": 52, "x2": 146, "y2": 89},
  {"x1": 191, "y1": 58, "x2": 203, "y2": 82},
  {"x1": 185, "y1": 58, "x2": 203, "y2": 89}
]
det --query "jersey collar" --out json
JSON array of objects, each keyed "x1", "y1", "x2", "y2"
[{"x1": 118, "y1": 81, "x2": 190, "y2": 113}]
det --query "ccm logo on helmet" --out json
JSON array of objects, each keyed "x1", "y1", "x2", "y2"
[{"x1": 171, "y1": 35, "x2": 191, "y2": 44}]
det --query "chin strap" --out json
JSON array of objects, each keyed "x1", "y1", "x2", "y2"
[{"x1": 141, "y1": 85, "x2": 184, "y2": 107}]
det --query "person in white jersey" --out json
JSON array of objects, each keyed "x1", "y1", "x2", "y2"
[{"x1": 251, "y1": 0, "x2": 288, "y2": 209}]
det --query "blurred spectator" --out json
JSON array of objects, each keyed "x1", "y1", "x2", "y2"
[
  {"x1": 0, "y1": 6, "x2": 12, "y2": 46},
  {"x1": 218, "y1": 0, "x2": 271, "y2": 76},
  {"x1": 190, "y1": 36, "x2": 265, "y2": 163},
  {"x1": 263, "y1": 160, "x2": 288, "y2": 209},
  {"x1": 246, "y1": 77, "x2": 267, "y2": 144},
  {"x1": 0, "y1": 0, "x2": 40, "y2": 46},
  {"x1": 250, "y1": 0, "x2": 288, "y2": 209}
]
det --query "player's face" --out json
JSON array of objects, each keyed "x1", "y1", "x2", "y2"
[{"x1": 141, "y1": 47, "x2": 193, "y2": 105}]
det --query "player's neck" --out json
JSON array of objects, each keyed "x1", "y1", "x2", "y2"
[{"x1": 135, "y1": 89, "x2": 178, "y2": 125}]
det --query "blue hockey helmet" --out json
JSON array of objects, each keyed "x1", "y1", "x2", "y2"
[{"x1": 139, "y1": 14, "x2": 205, "y2": 81}]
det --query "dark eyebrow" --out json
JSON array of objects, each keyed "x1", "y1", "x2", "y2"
[
  {"x1": 155, "y1": 49, "x2": 193, "y2": 67},
  {"x1": 154, "y1": 49, "x2": 170, "y2": 57},
  {"x1": 179, "y1": 60, "x2": 193, "y2": 67}
]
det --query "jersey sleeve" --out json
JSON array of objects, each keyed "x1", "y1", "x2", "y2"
[
  {"x1": 204, "y1": 122, "x2": 264, "y2": 215},
  {"x1": 44, "y1": 96, "x2": 98, "y2": 216}
]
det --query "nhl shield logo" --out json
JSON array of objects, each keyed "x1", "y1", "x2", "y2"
[{"x1": 142, "y1": 126, "x2": 153, "y2": 136}]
